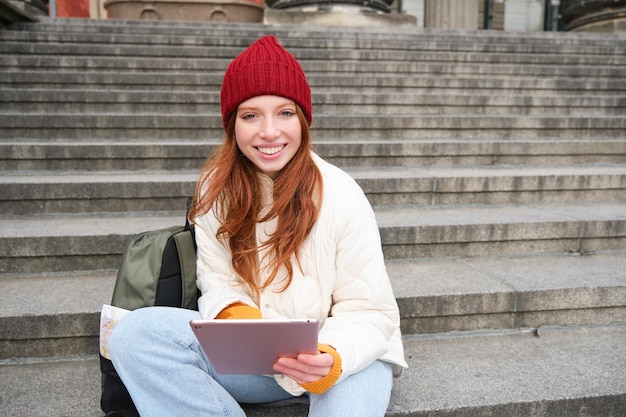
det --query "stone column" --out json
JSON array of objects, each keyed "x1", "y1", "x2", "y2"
[
  {"x1": 424, "y1": 0, "x2": 480, "y2": 30},
  {"x1": 561, "y1": 0, "x2": 626, "y2": 33},
  {"x1": 0, "y1": 0, "x2": 47, "y2": 25}
]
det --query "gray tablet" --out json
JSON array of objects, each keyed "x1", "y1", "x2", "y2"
[{"x1": 190, "y1": 318, "x2": 319, "y2": 375}]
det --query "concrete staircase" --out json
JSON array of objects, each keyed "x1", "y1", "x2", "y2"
[{"x1": 1, "y1": 17, "x2": 625, "y2": 417}]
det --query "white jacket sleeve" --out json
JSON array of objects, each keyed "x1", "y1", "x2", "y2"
[
  {"x1": 317, "y1": 179, "x2": 404, "y2": 380},
  {"x1": 194, "y1": 211, "x2": 258, "y2": 319}
]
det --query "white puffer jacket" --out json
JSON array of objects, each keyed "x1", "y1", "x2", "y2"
[{"x1": 195, "y1": 152, "x2": 408, "y2": 396}]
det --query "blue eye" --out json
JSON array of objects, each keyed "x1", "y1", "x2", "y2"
[{"x1": 280, "y1": 110, "x2": 295, "y2": 117}]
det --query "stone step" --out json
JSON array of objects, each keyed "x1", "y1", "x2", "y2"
[
  {"x1": 2, "y1": 88, "x2": 624, "y2": 116},
  {"x1": 2, "y1": 166, "x2": 625, "y2": 215},
  {"x1": 2, "y1": 139, "x2": 625, "y2": 171},
  {"x1": 3, "y1": 21, "x2": 625, "y2": 57},
  {"x1": 1, "y1": 113, "x2": 624, "y2": 141},
  {"x1": 1, "y1": 201, "x2": 624, "y2": 274},
  {"x1": 0, "y1": 269, "x2": 114, "y2": 359},
  {"x1": 12, "y1": 17, "x2": 625, "y2": 45},
  {"x1": 2, "y1": 24, "x2": 622, "y2": 51},
  {"x1": 1, "y1": 251, "x2": 624, "y2": 359},
  {"x1": 1, "y1": 324, "x2": 624, "y2": 416},
  {"x1": 3, "y1": 55, "x2": 626, "y2": 79},
  {"x1": 2, "y1": 70, "x2": 624, "y2": 95},
  {"x1": 5, "y1": 38, "x2": 624, "y2": 67},
  {"x1": 352, "y1": 165, "x2": 626, "y2": 207},
  {"x1": 376, "y1": 201, "x2": 626, "y2": 259},
  {"x1": 1, "y1": 24, "x2": 622, "y2": 48},
  {"x1": 390, "y1": 252, "x2": 626, "y2": 335}
]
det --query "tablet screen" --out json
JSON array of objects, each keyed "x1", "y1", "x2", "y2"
[{"x1": 190, "y1": 319, "x2": 319, "y2": 374}]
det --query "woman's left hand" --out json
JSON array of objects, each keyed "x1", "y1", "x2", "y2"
[{"x1": 273, "y1": 352, "x2": 334, "y2": 384}]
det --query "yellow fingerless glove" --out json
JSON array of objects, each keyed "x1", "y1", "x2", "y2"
[
  {"x1": 216, "y1": 302, "x2": 263, "y2": 319},
  {"x1": 299, "y1": 343, "x2": 342, "y2": 395}
]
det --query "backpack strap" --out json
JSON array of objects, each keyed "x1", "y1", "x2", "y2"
[
  {"x1": 173, "y1": 229, "x2": 198, "y2": 310},
  {"x1": 176, "y1": 197, "x2": 198, "y2": 309}
]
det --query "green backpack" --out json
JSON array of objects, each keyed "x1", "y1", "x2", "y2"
[
  {"x1": 111, "y1": 222, "x2": 198, "y2": 311},
  {"x1": 100, "y1": 206, "x2": 198, "y2": 416}
]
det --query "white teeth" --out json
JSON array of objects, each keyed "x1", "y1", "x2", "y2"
[{"x1": 258, "y1": 146, "x2": 283, "y2": 155}]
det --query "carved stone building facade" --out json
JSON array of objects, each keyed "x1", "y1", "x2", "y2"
[{"x1": 4, "y1": 0, "x2": 626, "y2": 32}]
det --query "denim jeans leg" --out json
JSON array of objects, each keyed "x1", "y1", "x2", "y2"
[
  {"x1": 108, "y1": 306, "x2": 293, "y2": 417},
  {"x1": 308, "y1": 360, "x2": 393, "y2": 417}
]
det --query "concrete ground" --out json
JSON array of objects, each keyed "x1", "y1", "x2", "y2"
[{"x1": 2, "y1": 323, "x2": 624, "y2": 417}]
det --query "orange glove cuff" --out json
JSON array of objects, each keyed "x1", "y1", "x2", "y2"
[
  {"x1": 215, "y1": 302, "x2": 262, "y2": 319},
  {"x1": 299, "y1": 343, "x2": 342, "y2": 395}
]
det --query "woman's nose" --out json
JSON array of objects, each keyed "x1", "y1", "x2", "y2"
[{"x1": 260, "y1": 118, "x2": 279, "y2": 140}]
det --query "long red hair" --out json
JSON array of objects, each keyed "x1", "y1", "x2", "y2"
[{"x1": 190, "y1": 106, "x2": 323, "y2": 295}]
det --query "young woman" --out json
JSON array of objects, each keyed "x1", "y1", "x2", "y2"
[{"x1": 109, "y1": 35, "x2": 407, "y2": 417}]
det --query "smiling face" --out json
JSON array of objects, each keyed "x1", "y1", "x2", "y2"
[{"x1": 235, "y1": 95, "x2": 303, "y2": 179}]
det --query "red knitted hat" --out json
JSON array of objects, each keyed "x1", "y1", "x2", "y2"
[{"x1": 220, "y1": 35, "x2": 312, "y2": 129}]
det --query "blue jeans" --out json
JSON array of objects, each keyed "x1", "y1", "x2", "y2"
[{"x1": 109, "y1": 307, "x2": 393, "y2": 417}]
